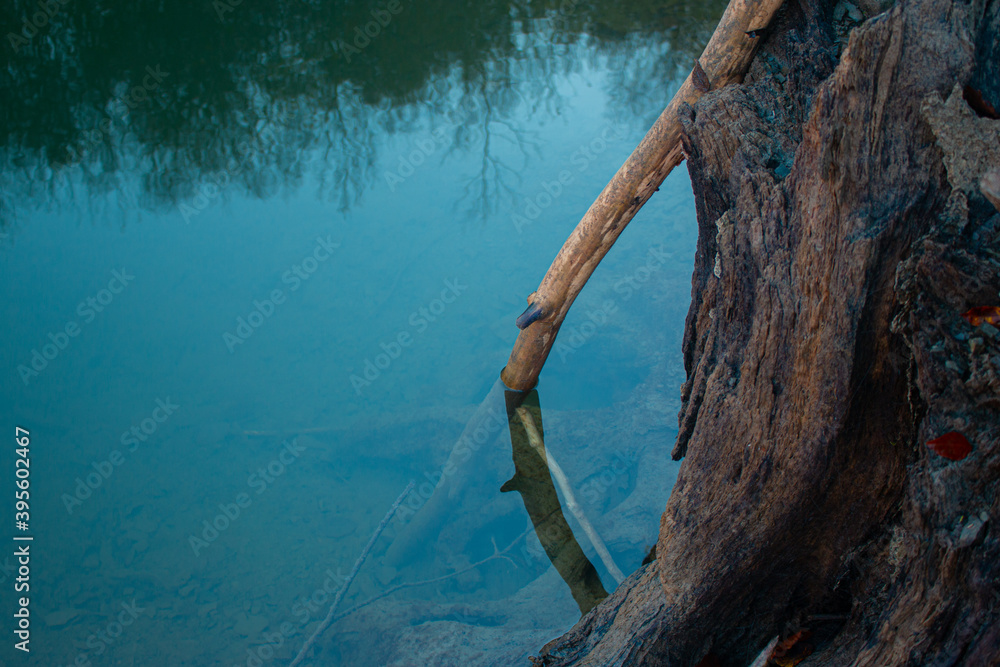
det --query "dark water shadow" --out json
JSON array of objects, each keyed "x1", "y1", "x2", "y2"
[{"x1": 0, "y1": 0, "x2": 727, "y2": 231}]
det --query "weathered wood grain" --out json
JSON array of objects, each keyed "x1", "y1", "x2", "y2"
[
  {"x1": 501, "y1": 0, "x2": 788, "y2": 392},
  {"x1": 532, "y1": 0, "x2": 1000, "y2": 664}
]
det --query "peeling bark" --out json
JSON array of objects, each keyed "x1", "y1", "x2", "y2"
[{"x1": 533, "y1": 0, "x2": 1000, "y2": 664}]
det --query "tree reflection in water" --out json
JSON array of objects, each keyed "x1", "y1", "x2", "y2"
[{"x1": 0, "y1": 0, "x2": 725, "y2": 229}]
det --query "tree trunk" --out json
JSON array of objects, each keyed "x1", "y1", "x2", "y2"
[{"x1": 533, "y1": 0, "x2": 1000, "y2": 664}]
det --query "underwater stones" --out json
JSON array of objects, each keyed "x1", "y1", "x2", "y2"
[
  {"x1": 44, "y1": 608, "x2": 81, "y2": 628},
  {"x1": 331, "y1": 517, "x2": 358, "y2": 538},
  {"x1": 197, "y1": 601, "x2": 218, "y2": 617},
  {"x1": 231, "y1": 613, "x2": 268, "y2": 638}
]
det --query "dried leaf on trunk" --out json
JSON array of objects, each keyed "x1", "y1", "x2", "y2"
[
  {"x1": 692, "y1": 60, "x2": 712, "y2": 93},
  {"x1": 772, "y1": 652, "x2": 812, "y2": 667},
  {"x1": 769, "y1": 630, "x2": 813, "y2": 666},
  {"x1": 961, "y1": 306, "x2": 1000, "y2": 327},
  {"x1": 963, "y1": 86, "x2": 1000, "y2": 119},
  {"x1": 927, "y1": 431, "x2": 973, "y2": 461}
]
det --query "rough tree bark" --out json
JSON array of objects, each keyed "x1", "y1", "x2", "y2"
[{"x1": 532, "y1": 0, "x2": 1000, "y2": 665}]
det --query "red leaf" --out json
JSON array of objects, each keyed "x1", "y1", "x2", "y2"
[
  {"x1": 769, "y1": 630, "x2": 814, "y2": 667},
  {"x1": 927, "y1": 432, "x2": 972, "y2": 461},
  {"x1": 963, "y1": 86, "x2": 1000, "y2": 120},
  {"x1": 773, "y1": 646, "x2": 813, "y2": 667},
  {"x1": 771, "y1": 630, "x2": 812, "y2": 657},
  {"x1": 961, "y1": 306, "x2": 1000, "y2": 327}
]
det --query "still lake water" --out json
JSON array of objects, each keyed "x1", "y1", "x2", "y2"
[{"x1": 0, "y1": 1, "x2": 725, "y2": 664}]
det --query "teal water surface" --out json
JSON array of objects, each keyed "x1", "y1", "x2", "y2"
[{"x1": 0, "y1": 0, "x2": 725, "y2": 664}]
